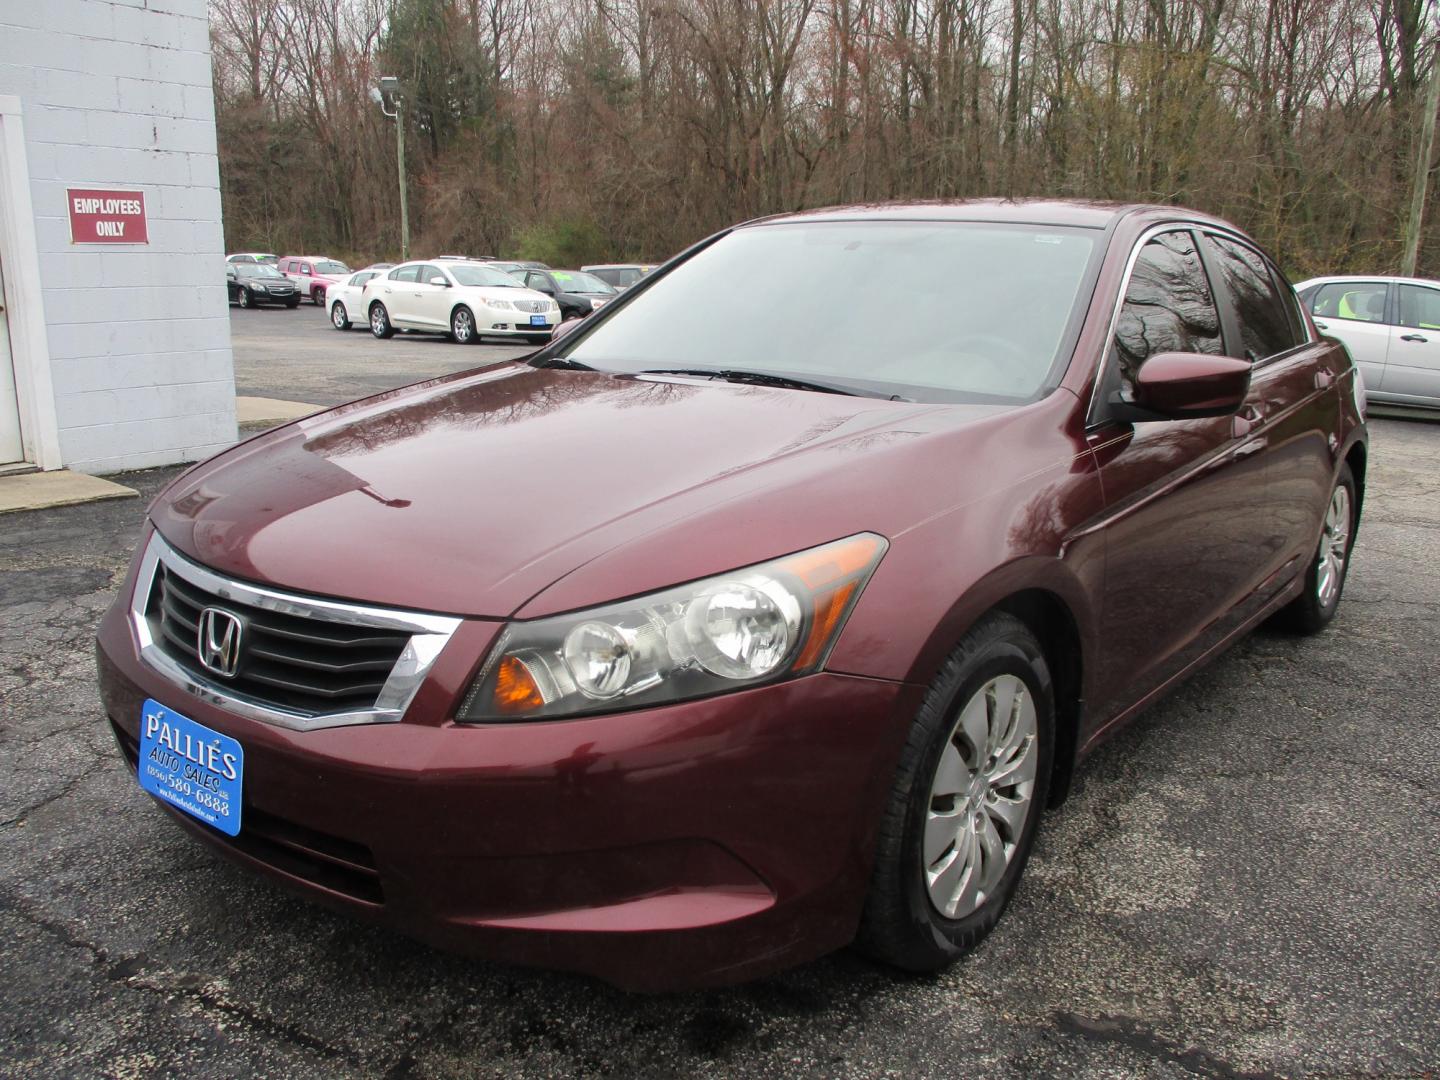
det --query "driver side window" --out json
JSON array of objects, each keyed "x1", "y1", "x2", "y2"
[{"x1": 1113, "y1": 230, "x2": 1224, "y2": 391}]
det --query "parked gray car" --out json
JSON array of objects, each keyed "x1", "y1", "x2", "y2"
[{"x1": 1296, "y1": 275, "x2": 1440, "y2": 410}]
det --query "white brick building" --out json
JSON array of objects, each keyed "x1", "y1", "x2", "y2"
[{"x1": 0, "y1": 0, "x2": 235, "y2": 475}]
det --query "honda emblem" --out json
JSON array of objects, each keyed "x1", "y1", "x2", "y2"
[{"x1": 197, "y1": 607, "x2": 244, "y2": 678}]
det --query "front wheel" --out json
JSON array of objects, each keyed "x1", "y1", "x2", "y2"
[
  {"x1": 856, "y1": 612, "x2": 1053, "y2": 972},
  {"x1": 312, "y1": 287, "x2": 325, "y2": 306},
  {"x1": 331, "y1": 301, "x2": 351, "y2": 330},
  {"x1": 1274, "y1": 463, "x2": 1357, "y2": 634},
  {"x1": 236, "y1": 288, "x2": 253, "y2": 309},
  {"x1": 369, "y1": 303, "x2": 394, "y2": 339},
  {"x1": 450, "y1": 305, "x2": 478, "y2": 344}
]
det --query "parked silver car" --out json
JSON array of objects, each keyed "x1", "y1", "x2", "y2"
[{"x1": 1296, "y1": 275, "x2": 1440, "y2": 409}]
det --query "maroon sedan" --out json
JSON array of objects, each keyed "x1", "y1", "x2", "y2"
[{"x1": 97, "y1": 201, "x2": 1366, "y2": 990}]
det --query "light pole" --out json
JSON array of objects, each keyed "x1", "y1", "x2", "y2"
[{"x1": 376, "y1": 76, "x2": 409, "y2": 261}]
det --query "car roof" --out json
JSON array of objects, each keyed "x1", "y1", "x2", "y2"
[
  {"x1": 743, "y1": 198, "x2": 1204, "y2": 231},
  {"x1": 1295, "y1": 274, "x2": 1440, "y2": 289}
]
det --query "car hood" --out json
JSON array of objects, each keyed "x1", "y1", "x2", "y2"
[
  {"x1": 461, "y1": 286, "x2": 552, "y2": 305},
  {"x1": 150, "y1": 364, "x2": 1016, "y2": 617}
]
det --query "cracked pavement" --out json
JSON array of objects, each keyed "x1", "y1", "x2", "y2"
[{"x1": 1, "y1": 403, "x2": 1437, "y2": 1077}]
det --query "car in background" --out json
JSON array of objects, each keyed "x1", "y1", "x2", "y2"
[
  {"x1": 327, "y1": 267, "x2": 391, "y2": 331},
  {"x1": 361, "y1": 259, "x2": 559, "y2": 343},
  {"x1": 487, "y1": 260, "x2": 550, "y2": 278},
  {"x1": 1295, "y1": 275, "x2": 1440, "y2": 409},
  {"x1": 227, "y1": 252, "x2": 280, "y2": 267},
  {"x1": 517, "y1": 268, "x2": 618, "y2": 320},
  {"x1": 435, "y1": 254, "x2": 493, "y2": 262},
  {"x1": 278, "y1": 255, "x2": 353, "y2": 306},
  {"x1": 100, "y1": 200, "x2": 1366, "y2": 991},
  {"x1": 226, "y1": 262, "x2": 300, "y2": 308},
  {"x1": 582, "y1": 263, "x2": 657, "y2": 290}
]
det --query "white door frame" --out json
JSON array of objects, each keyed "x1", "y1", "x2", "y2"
[{"x1": 0, "y1": 95, "x2": 62, "y2": 470}]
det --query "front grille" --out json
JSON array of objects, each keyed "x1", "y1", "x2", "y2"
[
  {"x1": 514, "y1": 300, "x2": 549, "y2": 313},
  {"x1": 111, "y1": 719, "x2": 384, "y2": 904},
  {"x1": 146, "y1": 564, "x2": 410, "y2": 715}
]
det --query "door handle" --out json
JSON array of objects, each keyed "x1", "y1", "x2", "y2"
[
  {"x1": 1313, "y1": 319, "x2": 1329, "y2": 330},
  {"x1": 1400, "y1": 333, "x2": 1428, "y2": 343},
  {"x1": 1314, "y1": 369, "x2": 1335, "y2": 389}
]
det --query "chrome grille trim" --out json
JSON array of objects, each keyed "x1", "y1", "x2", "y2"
[
  {"x1": 515, "y1": 300, "x2": 548, "y2": 313},
  {"x1": 130, "y1": 531, "x2": 462, "y2": 732}
]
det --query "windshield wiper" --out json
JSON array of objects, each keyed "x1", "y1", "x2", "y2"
[{"x1": 639, "y1": 367, "x2": 875, "y2": 398}]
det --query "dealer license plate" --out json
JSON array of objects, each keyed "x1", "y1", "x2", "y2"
[
  {"x1": 529, "y1": 315, "x2": 548, "y2": 326},
  {"x1": 138, "y1": 699, "x2": 243, "y2": 836}
]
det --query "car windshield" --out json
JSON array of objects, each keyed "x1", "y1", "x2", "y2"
[
  {"x1": 315, "y1": 260, "x2": 349, "y2": 274},
  {"x1": 449, "y1": 265, "x2": 524, "y2": 288},
  {"x1": 552, "y1": 271, "x2": 616, "y2": 294},
  {"x1": 561, "y1": 221, "x2": 1098, "y2": 402},
  {"x1": 239, "y1": 264, "x2": 285, "y2": 279}
]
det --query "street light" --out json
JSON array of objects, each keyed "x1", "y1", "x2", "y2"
[{"x1": 374, "y1": 76, "x2": 409, "y2": 261}]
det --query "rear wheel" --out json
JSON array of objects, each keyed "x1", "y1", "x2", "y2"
[
  {"x1": 1275, "y1": 463, "x2": 1356, "y2": 634},
  {"x1": 331, "y1": 301, "x2": 351, "y2": 330},
  {"x1": 856, "y1": 613, "x2": 1053, "y2": 972},
  {"x1": 236, "y1": 288, "x2": 253, "y2": 309},
  {"x1": 369, "y1": 303, "x2": 394, "y2": 339},
  {"x1": 451, "y1": 305, "x2": 477, "y2": 344}
]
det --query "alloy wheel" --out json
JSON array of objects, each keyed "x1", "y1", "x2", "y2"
[
  {"x1": 924, "y1": 674, "x2": 1039, "y2": 920},
  {"x1": 370, "y1": 306, "x2": 387, "y2": 336},
  {"x1": 1316, "y1": 485, "x2": 1351, "y2": 607},
  {"x1": 331, "y1": 302, "x2": 347, "y2": 329},
  {"x1": 453, "y1": 308, "x2": 473, "y2": 342}
]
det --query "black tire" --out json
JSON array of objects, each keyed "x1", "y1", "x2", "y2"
[
  {"x1": 369, "y1": 302, "x2": 394, "y2": 339},
  {"x1": 312, "y1": 287, "x2": 325, "y2": 306},
  {"x1": 450, "y1": 305, "x2": 478, "y2": 344},
  {"x1": 237, "y1": 288, "x2": 253, "y2": 309},
  {"x1": 1274, "y1": 463, "x2": 1357, "y2": 634},
  {"x1": 331, "y1": 300, "x2": 351, "y2": 330},
  {"x1": 856, "y1": 612, "x2": 1054, "y2": 972}
]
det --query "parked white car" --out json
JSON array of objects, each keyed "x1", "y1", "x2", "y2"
[
  {"x1": 1296, "y1": 275, "x2": 1440, "y2": 410},
  {"x1": 328, "y1": 267, "x2": 391, "y2": 331},
  {"x1": 361, "y1": 260, "x2": 560, "y2": 344}
]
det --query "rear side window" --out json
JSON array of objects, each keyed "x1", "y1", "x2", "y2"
[
  {"x1": 1206, "y1": 235, "x2": 1301, "y2": 361},
  {"x1": 389, "y1": 265, "x2": 420, "y2": 283},
  {"x1": 1113, "y1": 230, "x2": 1223, "y2": 386},
  {"x1": 1397, "y1": 284, "x2": 1440, "y2": 329},
  {"x1": 1309, "y1": 282, "x2": 1387, "y2": 323}
]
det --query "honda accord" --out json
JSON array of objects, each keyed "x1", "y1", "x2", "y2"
[{"x1": 97, "y1": 201, "x2": 1366, "y2": 990}]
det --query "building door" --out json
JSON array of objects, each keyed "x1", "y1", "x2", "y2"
[{"x1": 0, "y1": 251, "x2": 24, "y2": 463}]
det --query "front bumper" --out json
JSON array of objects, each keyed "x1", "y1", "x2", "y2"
[
  {"x1": 478, "y1": 318, "x2": 555, "y2": 336},
  {"x1": 96, "y1": 593, "x2": 915, "y2": 990}
]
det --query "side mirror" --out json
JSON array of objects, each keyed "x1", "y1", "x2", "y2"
[
  {"x1": 429, "y1": 276, "x2": 449, "y2": 287},
  {"x1": 1119, "y1": 351, "x2": 1252, "y2": 421},
  {"x1": 536, "y1": 283, "x2": 555, "y2": 295}
]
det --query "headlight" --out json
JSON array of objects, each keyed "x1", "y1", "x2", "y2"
[
  {"x1": 487, "y1": 298, "x2": 515, "y2": 310},
  {"x1": 252, "y1": 285, "x2": 270, "y2": 293},
  {"x1": 457, "y1": 533, "x2": 887, "y2": 722},
  {"x1": 589, "y1": 298, "x2": 605, "y2": 310}
]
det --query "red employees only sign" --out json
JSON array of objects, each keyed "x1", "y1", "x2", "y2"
[{"x1": 67, "y1": 188, "x2": 148, "y2": 244}]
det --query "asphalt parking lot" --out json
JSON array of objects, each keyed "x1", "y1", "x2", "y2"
[
  {"x1": 232, "y1": 301, "x2": 537, "y2": 405},
  {"x1": 1, "y1": 319, "x2": 1437, "y2": 1077}
]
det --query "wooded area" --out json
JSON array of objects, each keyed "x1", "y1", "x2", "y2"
[{"x1": 211, "y1": 0, "x2": 1439, "y2": 277}]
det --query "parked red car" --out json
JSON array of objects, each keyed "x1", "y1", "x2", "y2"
[
  {"x1": 97, "y1": 201, "x2": 1366, "y2": 990},
  {"x1": 278, "y1": 255, "x2": 352, "y2": 305}
]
